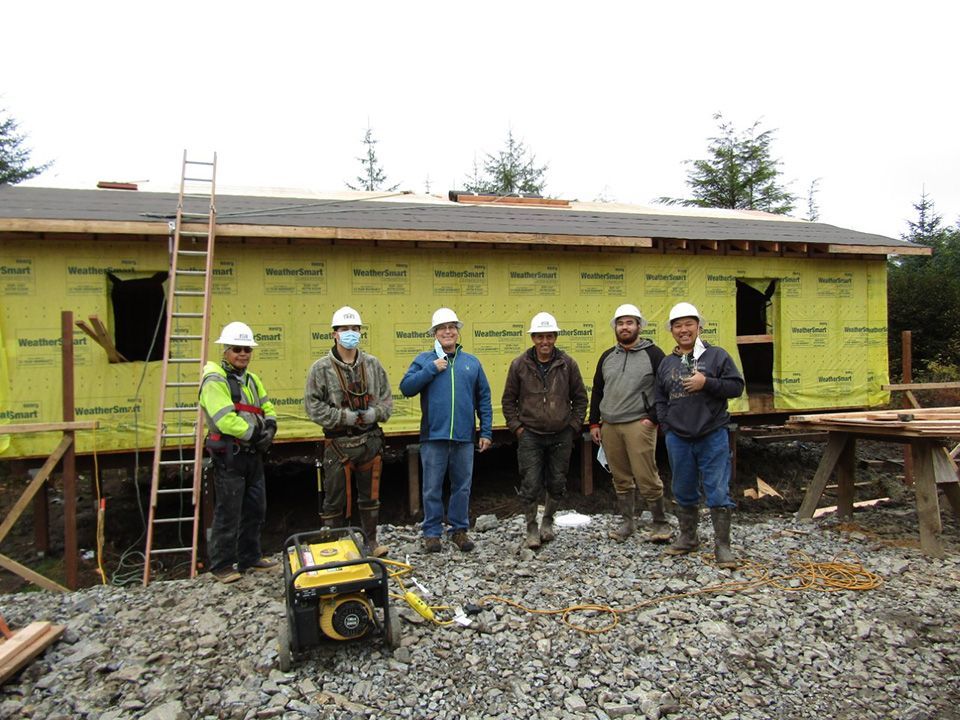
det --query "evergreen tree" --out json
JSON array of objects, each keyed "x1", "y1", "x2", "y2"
[
  {"x1": 805, "y1": 178, "x2": 821, "y2": 222},
  {"x1": 661, "y1": 113, "x2": 795, "y2": 214},
  {"x1": 464, "y1": 130, "x2": 547, "y2": 196},
  {"x1": 887, "y1": 192, "x2": 960, "y2": 379},
  {"x1": 346, "y1": 126, "x2": 398, "y2": 192},
  {"x1": 0, "y1": 108, "x2": 51, "y2": 185}
]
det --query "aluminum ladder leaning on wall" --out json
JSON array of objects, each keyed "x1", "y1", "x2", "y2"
[{"x1": 143, "y1": 151, "x2": 218, "y2": 585}]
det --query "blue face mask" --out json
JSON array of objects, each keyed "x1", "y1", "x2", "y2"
[
  {"x1": 339, "y1": 330, "x2": 361, "y2": 349},
  {"x1": 434, "y1": 339, "x2": 445, "y2": 359}
]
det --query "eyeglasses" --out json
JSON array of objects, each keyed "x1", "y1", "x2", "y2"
[{"x1": 229, "y1": 346, "x2": 253, "y2": 354}]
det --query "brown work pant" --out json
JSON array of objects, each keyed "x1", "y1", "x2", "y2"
[{"x1": 601, "y1": 419, "x2": 663, "y2": 501}]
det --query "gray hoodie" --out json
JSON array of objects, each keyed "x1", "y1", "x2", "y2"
[{"x1": 588, "y1": 339, "x2": 666, "y2": 425}]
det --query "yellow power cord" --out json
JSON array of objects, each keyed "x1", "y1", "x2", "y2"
[
  {"x1": 379, "y1": 557, "x2": 457, "y2": 626},
  {"x1": 479, "y1": 550, "x2": 883, "y2": 635},
  {"x1": 91, "y1": 426, "x2": 107, "y2": 585}
]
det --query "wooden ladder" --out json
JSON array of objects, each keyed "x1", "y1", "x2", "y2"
[{"x1": 143, "y1": 151, "x2": 218, "y2": 585}]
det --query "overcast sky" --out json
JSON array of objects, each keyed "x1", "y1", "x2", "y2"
[{"x1": 6, "y1": 1, "x2": 958, "y2": 240}]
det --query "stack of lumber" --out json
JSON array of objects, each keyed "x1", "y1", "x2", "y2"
[
  {"x1": 787, "y1": 407, "x2": 960, "y2": 439},
  {"x1": 0, "y1": 617, "x2": 64, "y2": 685}
]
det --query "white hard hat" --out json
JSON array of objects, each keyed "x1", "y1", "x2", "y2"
[
  {"x1": 429, "y1": 307, "x2": 463, "y2": 333},
  {"x1": 331, "y1": 306, "x2": 362, "y2": 328},
  {"x1": 528, "y1": 311, "x2": 561, "y2": 334},
  {"x1": 610, "y1": 303, "x2": 647, "y2": 329},
  {"x1": 215, "y1": 321, "x2": 258, "y2": 346},
  {"x1": 668, "y1": 302, "x2": 701, "y2": 325}
]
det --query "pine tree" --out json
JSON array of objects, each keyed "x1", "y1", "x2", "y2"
[
  {"x1": 661, "y1": 113, "x2": 795, "y2": 214},
  {"x1": 345, "y1": 126, "x2": 398, "y2": 192},
  {"x1": 805, "y1": 178, "x2": 821, "y2": 222},
  {"x1": 887, "y1": 191, "x2": 960, "y2": 378},
  {"x1": 464, "y1": 130, "x2": 547, "y2": 196},
  {"x1": 0, "y1": 108, "x2": 52, "y2": 185}
]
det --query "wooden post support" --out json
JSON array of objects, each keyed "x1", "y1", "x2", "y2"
[
  {"x1": 406, "y1": 444, "x2": 421, "y2": 517},
  {"x1": 912, "y1": 439, "x2": 944, "y2": 558},
  {"x1": 797, "y1": 432, "x2": 850, "y2": 519},
  {"x1": 33, "y1": 470, "x2": 49, "y2": 555},
  {"x1": 579, "y1": 431, "x2": 594, "y2": 496},
  {"x1": 61, "y1": 311, "x2": 78, "y2": 590},
  {"x1": 835, "y1": 437, "x2": 857, "y2": 518}
]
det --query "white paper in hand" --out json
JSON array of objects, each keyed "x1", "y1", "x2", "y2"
[{"x1": 597, "y1": 444, "x2": 610, "y2": 473}]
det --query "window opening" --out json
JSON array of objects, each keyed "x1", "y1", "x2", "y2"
[
  {"x1": 107, "y1": 271, "x2": 168, "y2": 362},
  {"x1": 735, "y1": 279, "x2": 776, "y2": 394}
]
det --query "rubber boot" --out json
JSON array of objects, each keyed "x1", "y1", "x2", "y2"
[
  {"x1": 524, "y1": 504, "x2": 541, "y2": 549},
  {"x1": 608, "y1": 490, "x2": 635, "y2": 543},
  {"x1": 664, "y1": 505, "x2": 699, "y2": 555},
  {"x1": 360, "y1": 509, "x2": 389, "y2": 558},
  {"x1": 539, "y1": 495, "x2": 559, "y2": 544},
  {"x1": 646, "y1": 496, "x2": 674, "y2": 543},
  {"x1": 320, "y1": 513, "x2": 344, "y2": 529},
  {"x1": 710, "y1": 507, "x2": 737, "y2": 569}
]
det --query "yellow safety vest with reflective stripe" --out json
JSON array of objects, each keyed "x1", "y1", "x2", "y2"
[{"x1": 199, "y1": 361, "x2": 277, "y2": 442}]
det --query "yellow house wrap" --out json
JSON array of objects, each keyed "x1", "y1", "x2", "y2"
[{"x1": 0, "y1": 235, "x2": 891, "y2": 458}]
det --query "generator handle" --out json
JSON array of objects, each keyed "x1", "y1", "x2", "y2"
[{"x1": 282, "y1": 528, "x2": 389, "y2": 593}]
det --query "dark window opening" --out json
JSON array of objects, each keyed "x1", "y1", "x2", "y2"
[
  {"x1": 108, "y1": 272, "x2": 168, "y2": 362},
  {"x1": 736, "y1": 279, "x2": 776, "y2": 394}
]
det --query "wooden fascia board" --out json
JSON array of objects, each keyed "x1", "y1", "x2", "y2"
[
  {"x1": 214, "y1": 223, "x2": 656, "y2": 249},
  {"x1": 0, "y1": 219, "x2": 168, "y2": 235},
  {"x1": 827, "y1": 243, "x2": 932, "y2": 256},
  {"x1": 0, "y1": 218, "x2": 653, "y2": 248}
]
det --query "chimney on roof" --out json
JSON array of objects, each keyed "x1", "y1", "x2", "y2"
[{"x1": 97, "y1": 181, "x2": 139, "y2": 191}]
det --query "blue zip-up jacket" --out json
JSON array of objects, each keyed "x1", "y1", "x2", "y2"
[{"x1": 400, "y1": 345, "x2": 493, "y2": 443}]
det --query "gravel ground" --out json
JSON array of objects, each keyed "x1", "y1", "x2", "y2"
[{"x1": 2, "y1": 504, "x2": 960, "y2": 720}]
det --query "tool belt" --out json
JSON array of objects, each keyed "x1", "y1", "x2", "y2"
[
  {"x1": 325, "y1": 432, "x2": 370, "y2": 449},
  {"x1": 206, "y1": 433, "x2": 258, "y2": 465},
  {"x1": 324, "y1": 432, "x2": 383, "y2": 518}
]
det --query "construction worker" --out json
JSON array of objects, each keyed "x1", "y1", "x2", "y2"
[
  {"x1": 200, "y1": 321, "x2": 279, "y2": 584},
  {"x1": 589, "y1": 303, "x2": 673, "y2": 544},
  {"x1": 304, "y1": 306, "x2": 393, "y2": 557},
  {"x1": 400, "y1": 307, "x2": 492, "y2": 553},
  {"x1": 502, "y1": 312, "x2": 588, "y2": 549},
  {"x1": 655, "y1": 302, "x2": 744, "y2": 568}
]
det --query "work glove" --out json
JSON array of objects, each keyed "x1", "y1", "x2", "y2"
[
  {"x1": 248, "y1": 416, "x2": 264, "y2": 446},
  {"x1": 342, "y1": 409, "x2": 359, "y2": 427},
  {"x1": 256, "y1": 419, "x2": 277, "y2": 453},
  {"x1": 360, "y1": 408, "x2": 377, "y2": 425}
]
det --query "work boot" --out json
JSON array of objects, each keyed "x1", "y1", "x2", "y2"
[
  {"x1": 450, "y1": 530, "x2": 475, "y2": 552},
  {"x1": 710, "y1": 507, "x2": 737, "y2": 569},
  {"x1": 240, "y1": 557, "x2": 279, "y2": 573},
  {"x1": 664, "y1": 504, "x2": 700, "y2": 555},
  {"x1": 423, "y1": 536, "x2": 441, "y2": 553},
  {"x1": 211, "y1": 566, "x2": 242, "y2": 584},
  {"x1": 360, "y1": 508, "x2": 389, "y2": 558},
  {"x1": 608, "y1": 490, "x2": 636, "y2": 543},
  {"x1": 524, "y1": 504, "x2": 541, "y2": 549},
  {"x1": 320, "y1": 513, "x2": 344, "y2": 529},
  {"x1": 646, "y1": 496, "x2": 674, "y2": 543},
  {"x1": 539, "y1": 495, "x2": 560, "y2": 544}
]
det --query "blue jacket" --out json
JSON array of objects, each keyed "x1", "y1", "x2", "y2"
[{"x1": 400, "y1": 345, "x2": 493, "y2": 443}]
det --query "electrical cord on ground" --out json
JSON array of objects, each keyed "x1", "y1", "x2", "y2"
[
  {"x1": 377, "y1": 557, "x2": 457, "y2": 626},
  {"x1": 91, "y1": 426, "x2": 107, "y2": 585},
  {"x1": 478, "y1": 550, "x2": 883, "y2": 635}
]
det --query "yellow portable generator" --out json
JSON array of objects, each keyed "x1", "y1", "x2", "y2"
[{"x1": 277, "y1": 527, "x2": 401, "y2": 671}]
